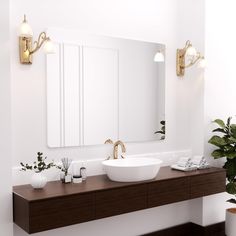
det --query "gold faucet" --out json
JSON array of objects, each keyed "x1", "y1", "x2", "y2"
[
  {"x1": 113, "y1": 140, "x2": 126, "y2": 159},
  {"x1": 104, "y1": 139, "x2": 114, "y2": 144}
]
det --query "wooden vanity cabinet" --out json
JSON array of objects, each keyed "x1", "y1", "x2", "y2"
[
  {"x1": 13, "y1": 167, "x2": 226, "y2": 234},
  {"x1": 147, "y1": 177, "x2": 190, "y2": 208},
  {"x1": 95, "y1": 184, "x2": 147, "y2": 219},
  {"x1": 190, "y1": 172, "x2": 226, "y2": 199}
]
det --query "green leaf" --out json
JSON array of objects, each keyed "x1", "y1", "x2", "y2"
[
  {"x1": 224, "y1": 159, "x2": 236, "y2": 180},
  {"x1": 211, "y1": 149, "x2": 225, "y2": 159},
  {"x1": 227, "y1": 117, "x2": 232, "y2": 127},
  {"x1": 228, "y1": 137, "x2": 236, "y2": 143},
  {"x1": 160, "y1": 120, "x2": 165, "y2": 125},
  {"x1": 226, "y1": 182, "x2": 236, "y2": 195},
  {"x1": 224, "y1": 144, "x2": 234, "y2": 151},
  {"x1": 155, "y1": 131, "x2": 164, "y2": 134},
  {"x1": 231, "y1": 124, "x2": 236, "y2": 138},
  {"x1": 213, "y1": 119, "x2": 226, "y2": 128},
  {"x1": 208, "y1": 135, "x2": 228, "y2": 147},
  {"x1": 226, "y1": 152, "x2": 236, "y2": 159},
  {"x1": 227, "y1": 198, "x2": 236, "y2": 204},
  {"x1": 212, "y1": 128, "x2": 227, "y2": 134}
]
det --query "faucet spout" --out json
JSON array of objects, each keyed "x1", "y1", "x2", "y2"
[{"x1": 113, "y1": 140, "x2": 126, "y2": 159}]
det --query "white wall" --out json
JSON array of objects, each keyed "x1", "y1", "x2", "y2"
[
  {"x1": 0, "y1": 0, "x2": 13, "y2": 236},
  {"x1": 201, "y1": 0, "x2": 236, "y2": 226},
  {"x1": 204, "y1": 0, "x2": 236, "y2": 162},
  {"x1": 10, "y1": 0, "x2": 205, "y2": 166},
  {"x1": 178, "y1": 0, "x2": 205, "y2": 156},
  {"x1": 10, "y1": 0, "x2": 205, "y2": 235}
]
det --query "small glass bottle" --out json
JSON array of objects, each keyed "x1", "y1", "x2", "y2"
[{"x1": 80, "y1": 166, "x2": 87, "y2": 181}]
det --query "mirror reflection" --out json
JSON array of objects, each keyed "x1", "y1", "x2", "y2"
[{"x1": 47, "y1": 29, "x2": 165, "y2": 147}]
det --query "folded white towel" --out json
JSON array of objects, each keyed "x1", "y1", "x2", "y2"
[
  {"x1": 197, "y1": 163, "x2": 210, "y2": 169},
  {"x1": 177, "y1": 157, "x2": 191, "y2": 167},
  {"x1": 171, "y1": 164, "x2": 197, "y2": 172},
  {"x1": 191, "y1": 156, "x2": 210, "y2": 169},
  {"x1": 191, "y1": 155, "x2": 204, "y2": 165},
  {"x1": 172, "y1": 156, "x2": 210, "y2": 172}
]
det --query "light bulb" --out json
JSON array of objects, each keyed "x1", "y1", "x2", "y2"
[
  {"x1": 197, "y1": 58, "x2": 206, "y2": 68},
  {"x1": 186, "y1": 46, "x2": 197, "y2": 56},
  {"x1": 43, "y1": 39, "x2": 55, "y2": 54},
  {"x1": 154, "y1": 51, "x2": 164, "y2": 62},
  {"x1": 19, "y1": 15, "x2": 33, "y2": 37}
]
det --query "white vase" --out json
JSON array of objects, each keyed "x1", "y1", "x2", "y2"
[
  {"x1": 226, "y1": 208, "x2": 236, "y2": 236},
  {"x1": 30, "y1": 172, "x2": 47, "y2": 189}
]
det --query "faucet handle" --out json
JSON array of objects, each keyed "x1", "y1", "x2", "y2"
[
  {"x1": 121, "y1": 154, "x2": 126, "y2": 159},
  {"x1": 104, "y1": 139, "x2": 113, "y2": 144}
]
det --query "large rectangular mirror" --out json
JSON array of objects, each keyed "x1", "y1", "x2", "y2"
[{"x1": 47, "y1": 29, "x2": 165, "y2": 147}]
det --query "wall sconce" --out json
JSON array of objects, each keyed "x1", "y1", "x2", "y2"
[
  {"x1": 18, "y1": 15, "x2": 55, "y2": 64},
  {"x1": 154, "y1": 50, "x2": 165, "y2": 62},
  {"x1": 176, "y1": 40, "x2": 206, "y2": 77}
]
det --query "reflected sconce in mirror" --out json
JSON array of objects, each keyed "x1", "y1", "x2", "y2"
[
  {"x1": 154, "y1": 50, "x2": 165, "y2": 62},
  {"x1": 176, "y1": 40, "x2": 206, "y2": 77},
  {"x1": 18, "y1": 15, "x2": 55, "y2": 64}
]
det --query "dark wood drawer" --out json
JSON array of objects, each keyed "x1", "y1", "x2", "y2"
[
  {"x1": 95, "y1": 185, "x2": 147, "y2": 218},
  {"x1": 190, "y1": 172, "x2": 226, "y2": 199},
  {"x1": 147, "y1": 178, "x2": 190, "y2": 208},
  {"x1": 29, "y1": 193, "x2": 94, "y2": 233},
  {"x1": 13, "y1": 194, "x2": 29, "y2": 233}
]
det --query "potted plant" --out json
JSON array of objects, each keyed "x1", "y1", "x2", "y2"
[
  {"x1": 208, "y1": 117, "x2": 236, "y2": 236},
  {"x1": 155, "y1": 120, "x2": 165, "y2": 140},
  {"x1": 20, "y1": 152, "x2": 55, "y2": 189},
  {"x1": 56, "y1": 158, "x2": 73, "y2": 183}
]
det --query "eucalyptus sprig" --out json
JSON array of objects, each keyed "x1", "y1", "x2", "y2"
[
  {"x1": 20, "y1": 152, "x2": 55, "y2": 173},
  {"x1": 208, "y1": 117, "x2": 236, "y2": 203}
]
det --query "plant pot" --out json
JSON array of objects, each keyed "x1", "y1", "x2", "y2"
[
  {"x1": 226, "y1": 208, "x2": 236, "y2": 236},
  {"x1": 30, "y1": 172, "x2": 47, "y2": 189}
]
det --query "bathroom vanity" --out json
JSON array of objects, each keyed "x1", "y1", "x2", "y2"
[{"x1": 13, "y1": 166, "x2": 226, "y2": 234}]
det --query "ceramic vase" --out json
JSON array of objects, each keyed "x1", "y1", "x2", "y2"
[
  {"x1": 226, "y1": 208, "x2": 236, "y2": 236},
  {"x1": 30, "y1": 172, "x2": 47, "y2": 189}
]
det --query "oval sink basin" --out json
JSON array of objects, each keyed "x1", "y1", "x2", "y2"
[{"x1": 102, "y1": 157, "x2": 162, "y2": 182}]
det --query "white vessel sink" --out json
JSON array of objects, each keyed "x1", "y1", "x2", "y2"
[{"x1": 102, "y1": 157, "x2": 162, "y2": 182}]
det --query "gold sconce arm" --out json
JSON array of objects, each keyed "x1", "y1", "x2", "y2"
[
  {"x1": 30, "y1": 32, "x2": 50, "y2": 55},
  {"x1": 182, "y1": 40, "x2": 191, "y2": 55},
  {"x1": 176, "y1": 40, "x2": 205, "y2": 77},
  {"x1": 183, "y1": 53, "x2": 201, "y2": 69}
]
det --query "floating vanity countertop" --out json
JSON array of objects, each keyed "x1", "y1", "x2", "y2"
[
  {"x1": 13, "y1": 166, "x2": 225, "y2": 201},
  {"x1": 13, "y1": 166, "x2": 226, "y2": 234}
]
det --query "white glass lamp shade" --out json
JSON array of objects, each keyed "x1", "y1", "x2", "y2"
[
  {"x1": 19, "y1": 21, "x2": 33, "y2": 37},
  {"x1": 154, "y1": 51, "x2": 164, "y2": 62},
  {"x1": 197, "y1": 58, "x2": 206, "y2": 68},
  {"x1": 186, "y1": 46, "x2": 197, "y2": 56},
  {"x1": 43, "y1": 39, "x2": 55, "y2": 54}
]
